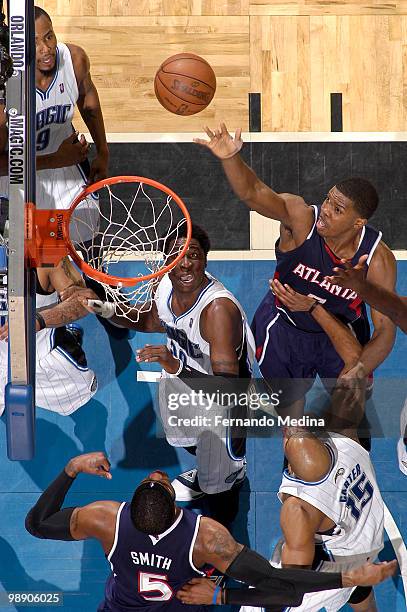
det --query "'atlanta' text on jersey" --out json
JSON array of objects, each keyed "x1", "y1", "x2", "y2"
[{"x1": 292, "y1": 263, "x2": 358, "y2": 301}]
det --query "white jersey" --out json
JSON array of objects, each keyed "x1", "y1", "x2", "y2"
[
  {"x1": 155, "y1": 272, "x2": 255, "y2": 494},
  {"x1": 0, "y1": 43, "x2": 99, "y2": 242},
  {"x1": 155, "y1": 272, "x2": 255, "y2": 378},
  {"x1": 240, "y1": 436, "x2": 384, "y2": 612},
  {"x1": 0, "y1": 275, "x2": 97, "y2": 416},
  {"x1": 278, "y1": 434, "x2": 384, "y2": 566}
]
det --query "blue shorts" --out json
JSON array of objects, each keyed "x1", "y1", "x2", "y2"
[{"x1": 251, "y1": 299, "x2": 371, "y2": 406}]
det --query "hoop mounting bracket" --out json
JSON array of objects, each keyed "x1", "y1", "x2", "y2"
[{"x1": 25, "y1": 204, "x2": 69, "y2": 267}]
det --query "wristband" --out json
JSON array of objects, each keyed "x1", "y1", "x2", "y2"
[
  {"x1": 35, "y1": 312, "x2": 46, "y2": 330},
  {"x1": 173, "y1": 359, "x2": 183, "y2": 376},
  {"x1": 212, "y1": 585, "x2": 221, "y2": 605},
  {"x1": 308, "y1": 300, "x2": 319, "y2": 315}
]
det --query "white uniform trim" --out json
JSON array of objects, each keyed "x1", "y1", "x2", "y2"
[
  {"x1": 188, "y1": 514, "x2": 205, "y2": 576},
  {"x1": 257, "y1": 313, "x2": 279, "y2": 366},
  {"x1": 107, "y1": 501, "x2": 126, "y2": 563},
  {"x1": 366, "y1": 230, "x2": 383, "y2": 266},
  {"x1": 148, "y1": 508, "x2": 184, "y2": 546}
]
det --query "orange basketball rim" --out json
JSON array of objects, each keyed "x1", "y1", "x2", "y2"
[{"x1": 25, "y1": 176, "x2": 192, "y2": 287}]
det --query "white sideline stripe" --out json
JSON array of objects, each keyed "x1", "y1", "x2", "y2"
[
  {"x1": 137, "y1": 371, "x2": 161, "y2": 383},
  {"x1": 383, "y1": 502, "x2": 407, "y2": 601},
  {"x1": 85, "y1": 132, "x2": 407, "y2": 143}
]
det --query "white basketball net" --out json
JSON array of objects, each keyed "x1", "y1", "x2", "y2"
[{"x1": 69, "y1": 180, "x2": 190, "y2": 321}]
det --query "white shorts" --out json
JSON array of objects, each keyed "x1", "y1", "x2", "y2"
[
  {"x1": 158, "y1": 376, "x2": 246, "y2": 494},
  {"x1": 0, "y1": 339, "x2": 97, "y2": 416},
  {"x1": 240, "y1": 585, "x2": 356, "y2": 612}
]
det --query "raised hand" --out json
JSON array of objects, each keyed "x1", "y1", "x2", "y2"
[
  {"x1": 325, "y1": 254, "x2": 368, "y2": 292},
  {"x1": 65, "y1": 451, "x2": 112, "y2": 479},
  {"x1": 136, "y1": 344, "x2": 180, "y2": 374},
  {"x1": 193, "y1": 122, "x2": 243, "y2": 160}
]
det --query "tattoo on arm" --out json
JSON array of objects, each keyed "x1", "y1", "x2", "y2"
[
  {"x1": 205, "y1": 523, "x2": 241, "y2": 564},
  {"x1": 212, "y1": 359, "x2": 238, "y2": 373}
]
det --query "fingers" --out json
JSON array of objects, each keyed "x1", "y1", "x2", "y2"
[
  {"x1": 96, "y1": 456, "x2": 112, "y2": 479},
  {"x1": 136, "y1": 344, "x2": 167, "y2": 363},
  {"x1": 66, "y1": 130, "x2": 79, "y2": 143},
  {"x1": 358, "y1": 254, "x2": 369, "y2": 265},
  {"x1": 203, "y1": 126, "x2": 215, "y2": 139},
  {"x1": 235, "y1": 127, "x2": 242, "y2": 141},
  {"x1": 193, "y1": 137, "x2": 210, "y2": 146}
]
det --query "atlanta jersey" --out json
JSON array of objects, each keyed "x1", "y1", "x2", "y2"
[
  {"x1": 102, "y1": 504, "x2": 205, "y2": 612},
  {"x1": 259, "y1": 205, "x2": 382, "y2": 334},
  {"x1": 0, "y1": 271, "x2": 96, "y2": 415},
  {"x1": 155, "y1": 272, "x2": 255, "y2": 494}
]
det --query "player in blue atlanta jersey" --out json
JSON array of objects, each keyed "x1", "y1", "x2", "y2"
[
  {"x1": 25, "y1": 452, "x2": 397, "y2": 611},
  {"x1": 194, "y1": 124, "x2": 396, "y2": 411}
]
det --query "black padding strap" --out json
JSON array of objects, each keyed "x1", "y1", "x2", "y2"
[
  {"x1": 25, "y1": 470, "x2": 77, "y2": 541},
  {"x1": 224, "y1": 546, "x2": 343, "y2": 607}
]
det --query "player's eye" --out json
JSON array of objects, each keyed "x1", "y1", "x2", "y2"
[{"x1": 335, "y1": 207, "x2": 341, "y2": 214}]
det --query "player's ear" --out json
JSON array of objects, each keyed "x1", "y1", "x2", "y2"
[{"x1": 354, "y1": 217, "x2": 367, "y2": 230}]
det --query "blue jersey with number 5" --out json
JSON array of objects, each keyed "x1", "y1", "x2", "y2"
[{"x1": 103, "y1": 504, "x2": 205, "y2": 611}]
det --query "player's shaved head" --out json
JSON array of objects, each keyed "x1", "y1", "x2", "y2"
[
  {"x1": 130, "y1": 480, "x2": 176, "y2": 536},
  {"x1": 284, "y1": 428, "x2": 332, "y2": 482},
  {"x1": 34, "y1": 6, "x2": 52, "y2": 23}
]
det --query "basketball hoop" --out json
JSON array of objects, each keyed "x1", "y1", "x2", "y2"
[{"x1": 26, "y1": 176, "x2": 192, "y2": 320}]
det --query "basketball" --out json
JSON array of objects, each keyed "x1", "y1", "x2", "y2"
[{"x1": 154, "y1": 53, "x2": 216, "y2": 116}]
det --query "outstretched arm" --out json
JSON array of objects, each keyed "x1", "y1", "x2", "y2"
[
  {"x1": 327, "y1": 255, "x2": 407, "y2": 333},
  {"x1": 25, "y1": 452, "x2": 118, "y2": 553},
  {"x1": 82, "y1": 297, "x2": 165, "y2": 333},
  {"x1": 194, "y1": 124, "x2": 313, "y2": 242},
  {"x1": 180, "y1": 516, "x2": 397, "y2": 607}
]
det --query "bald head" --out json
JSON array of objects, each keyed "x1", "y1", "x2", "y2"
[{"x1": 283, "y1": 428, "x2": 332, "y2": 482}]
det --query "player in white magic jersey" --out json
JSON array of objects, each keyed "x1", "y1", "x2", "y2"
[
  {"x1": 83, "y1": 224, "x2": 255, "y2": 527},
  {"x1": 240, "y1": 428, "x2": 384, "y2": 612},
  {"x1": 0, "y1": 7, "x2": 108, "y2": 240},
  {"x1": 0, "y1": 257, "x2": 98, "y2": 415}
]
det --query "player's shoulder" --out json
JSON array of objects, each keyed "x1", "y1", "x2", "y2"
[
  {"x1": 368, "y1": 239, "x2": 396, "y2": 278},
  {"x1": 66, "y1": 43, "x2": 90, "y2": 78},
  {"x1": 203, "y1": 295, "x2": 241, "y2": 325}
]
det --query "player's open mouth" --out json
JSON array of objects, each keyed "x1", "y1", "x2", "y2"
[
  {"x1": 40, "y1": 56, "x2": 54, "y2": 67},
  {"x1": 179, "y1": 274, "x2": 194, "y2": 284},
  {"x1": 317, "y1": 215, "x2": 327, "y2": 229}
]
